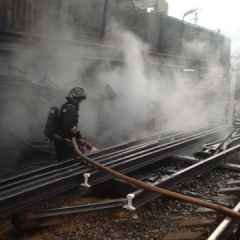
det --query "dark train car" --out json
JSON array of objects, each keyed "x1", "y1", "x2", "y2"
[{"x1": 0, "y1": 0, "x2": 231, "y2": 178}]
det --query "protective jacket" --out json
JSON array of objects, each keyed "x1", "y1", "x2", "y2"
[
  {"x1": 59, "y1": 102, "x2": 79, "y2": 137},
  {"x1": 54, "y1": 102, "x2": 80, "y2": 161}
]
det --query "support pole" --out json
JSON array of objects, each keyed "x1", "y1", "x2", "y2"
[{"x1": 101, "y1": 0, "x2": 108, "y2": 39}]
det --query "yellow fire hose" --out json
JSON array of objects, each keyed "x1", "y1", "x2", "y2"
[{"x1": 72, "y1": 137, "x2": 240, "y2": 221}]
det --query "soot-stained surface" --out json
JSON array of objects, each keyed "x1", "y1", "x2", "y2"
[{"x1": 4, "y1": 168, "x2": 239, "y2": 240}]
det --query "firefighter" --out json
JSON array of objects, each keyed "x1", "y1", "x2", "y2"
[{"x1": 45, "y1": 87, "x2": 94, "y2": 161}]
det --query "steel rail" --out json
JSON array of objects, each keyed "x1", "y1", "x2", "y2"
[
  {"x1": 0, "y1": 125, "x2": 224, "y2": 188},
  {"x1": 90, "y1": 125, "x2": 218, "y2": 159},
  {"x1": 169, "y1": 156, "x2": 240, "y2": 173},
  {"x1": 0, "y1": 127, "x2": 225, "y2": 217},
  {"x1": 0, "y1": 128, "x2": 220, "y2": 198},
  {"x1": 95, "y1": 125, "x2": 225, "y2": 159},
  {"x1": 72, "y1": 140, "x2": 240, "y2": 220},
  {"x1": 4, "y1": 128, "x2": 232, "y2": 223},
  {"x1": 0, "y1": 162, "x2": 80, "y2": 192},
  {"x1": 30, "y1": 198, "x2": 127, "y2": 219},
  {"x1": 18, "y1": 161, "x2": 195, "y2": 222},
  {"x1": 88, "y1": 128, "x2": 221, "y2": 176},
  {"x1": 89, "y1": 129, "x2": 220, "y2": 186},
  {"x1": 89, "y1": 129, "x2": 176, "y2": 158},
  {"x1": 133, "y1": 144, "x2": 240, "y2": 208},
  {"x1": 0, "y1": 132, "x2": 182, "y2": 192},
  {"x1": 0, "y1": 127, "x2": 221, "y2": 199},
  {"x1": 0, "y1": 159, "x2": 74, "y2": 190},
  {"x1": 1, "y1": 179, "x2": 80, "y2": 218},
  {"x1": 90, "y1": 131, "x2": 208, "y2": 170},
  {"x1": 0, "y1": 129, "x2": 179, "y2": 186},
  {"x1": 92, "y1": 133, "x2": 184, "y2": 162},
  {"x1": 0, "y1": 135, "x2": 205, "y2": 200},
  {"x1": 0, "y1": 128, "x2": 219, "y2": 194},
  {"x1": 14, "y1": 143, "x2": 240, "y2": 223},
  {"x1": 25, "y1": 160, "x2": 186, "y2": 222},
  {"x1": 0, "y1": 159, "x2": 76, "y2": 186},
  {"x1": 91, "y1": 131, "x2": 189, "y2": 160}
]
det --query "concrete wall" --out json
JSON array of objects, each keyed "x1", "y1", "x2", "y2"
[
  {"x1": 0, "y1": 0, "x2": 230, "y2": 69},
  {"x1": 0, "y1": 0, "x2": 230, "y2": 83},
  {"x1": 110, "y1": 8, "x2": 230, "y2": 66}
]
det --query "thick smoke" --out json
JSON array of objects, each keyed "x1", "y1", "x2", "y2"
[
  {"x1": 6, "y1": 7, "x2": 229, "y2": 148},
  {"x1": 79, "y1": 22, "x2": 228, "y2": 144}
]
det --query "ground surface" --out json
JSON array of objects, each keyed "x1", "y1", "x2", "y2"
[{"x1": 3, "y1": 168, "x2": 239, "y2": 240}]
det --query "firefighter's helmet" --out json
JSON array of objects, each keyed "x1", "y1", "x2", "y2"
[{"x1": 67, "y1": 87, "x2": 86, "y2": 102}]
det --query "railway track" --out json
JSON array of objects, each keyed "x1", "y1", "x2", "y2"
[
  {"x1": 1, "y1": 125, "x2": 240, "y2": 239},
  {"x1": 11, "y1": 140, "x2": 240, "y2": 239},
  {"x1": 0, "y1": 126, "x2": 225, "y2": 218},
  {"x1": 156, "y1": 169, "x2": 240, "y2": 240},
  {"x1": 206, "y1": 180, "x2": 240, "y2": 240},
  {"x1": 0, "y1": 128, "x2": 191, "y2": 185}
]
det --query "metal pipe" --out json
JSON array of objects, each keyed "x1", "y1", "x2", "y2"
[{"x1": 207, "y1": 202, "x2": 240, "y2": 240}]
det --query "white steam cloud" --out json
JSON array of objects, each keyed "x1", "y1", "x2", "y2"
[{"x1": 6, "y1": 13, "x2": 229, "y2": 147}]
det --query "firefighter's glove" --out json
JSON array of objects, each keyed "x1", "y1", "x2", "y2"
[{"x1": 91, "y1": 146, "x2": 98, "y2": 153}]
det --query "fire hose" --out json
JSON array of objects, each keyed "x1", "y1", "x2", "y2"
[{"x1": 72, "y1": 137, "x2": 240, "y2": 221}]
